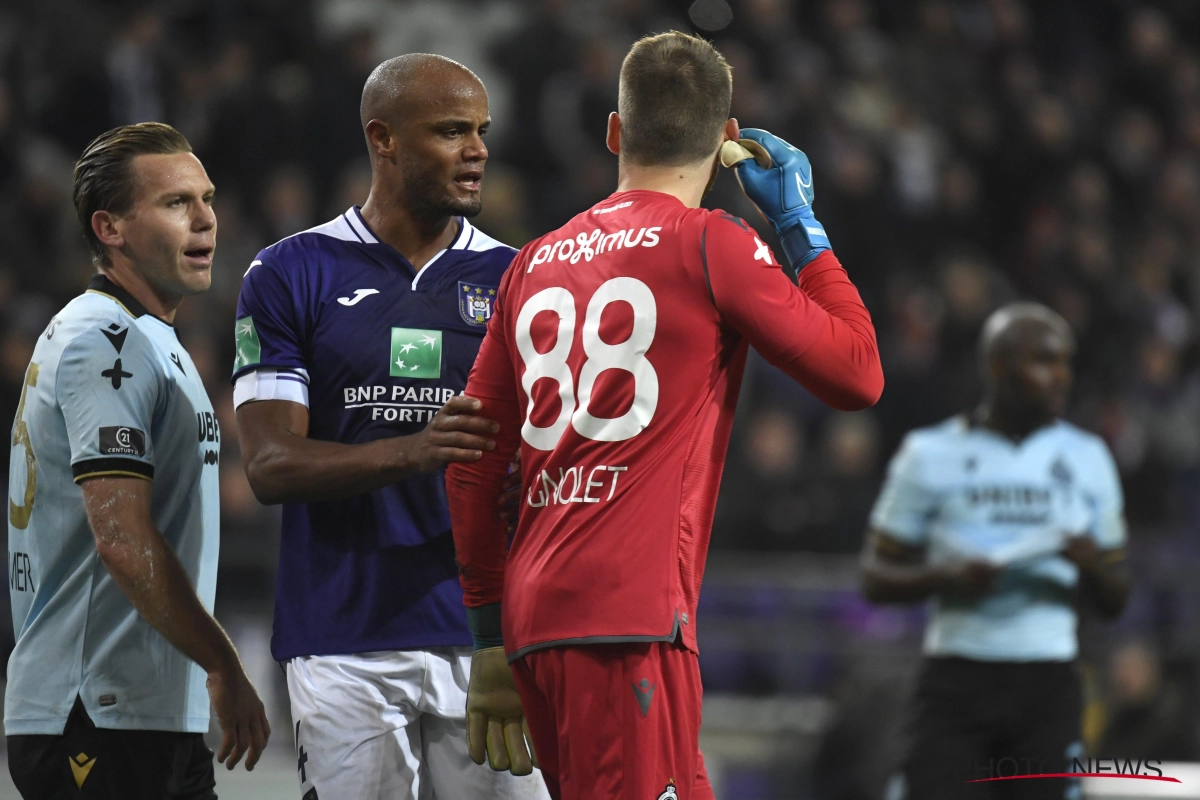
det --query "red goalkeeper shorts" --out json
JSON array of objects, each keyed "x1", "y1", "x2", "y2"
[{"x1": 511, "y1": 639, "x2": 715, "y2": 800}]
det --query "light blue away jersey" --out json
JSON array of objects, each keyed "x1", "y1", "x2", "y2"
[
  {"x1": 870, "y1": 416, "x2": 1126, "y2": 662},
  {"x1": 6, "y1": 275, "x2": 220, "y2": 735}
]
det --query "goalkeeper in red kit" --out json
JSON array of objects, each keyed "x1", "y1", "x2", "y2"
[{"x1": 447, "y1": 31, "x2": 884, "y2": 800}]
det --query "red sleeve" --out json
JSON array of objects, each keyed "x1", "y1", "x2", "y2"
[
  {"x1": 703, "y1": 213, "x2": 883, "y2": 410},
  {"x1": 446, "y1": 268, "x2": 523, "y2": 608}
]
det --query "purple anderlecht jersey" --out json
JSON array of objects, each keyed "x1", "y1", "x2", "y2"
[{"x1": 232, "y1": 207, "x2": 514, "y2": 660}]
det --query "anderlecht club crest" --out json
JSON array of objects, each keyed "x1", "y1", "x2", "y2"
[{"x1": 459, "y1": 282, "x2": 497, "y2": 326}]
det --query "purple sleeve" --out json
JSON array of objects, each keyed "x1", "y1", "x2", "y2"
[{"x1": 232, "y1": 253, "x2": 309, "y2": 382}]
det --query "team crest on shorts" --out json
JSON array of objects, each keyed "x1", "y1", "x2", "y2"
[
  {"x1": 657, "y1": 783, "x2": 678, "y2": 800},
  {"x1": 459, "y1": 282, "x2": 497, "y2": 325}
]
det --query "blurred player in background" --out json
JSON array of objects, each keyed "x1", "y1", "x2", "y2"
[
  {"x1": 232, "y1": 55, "x2": 546, "y2": 800},
  {"x1": 862, "y1": 303, "x2": 1130, "y2": 799},
  {"x1": 6, "y1": 123, "x2": 269, "y2": 799},
  {"x1": 448, "y1": 31, "x2": 883, "y2": 800}
]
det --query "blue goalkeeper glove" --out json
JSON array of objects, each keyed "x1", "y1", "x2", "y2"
[{"x1": 732, "y1": 128, "x2": 831, "y2": 276}]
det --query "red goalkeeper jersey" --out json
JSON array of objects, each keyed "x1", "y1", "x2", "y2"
[{"x1": 447, "y1": 189, "x2": 882, "y2": 659}]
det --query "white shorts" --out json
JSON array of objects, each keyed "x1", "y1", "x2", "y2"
[{"x1": 286, "y1": 647, "x2": 550, "y2": 800}]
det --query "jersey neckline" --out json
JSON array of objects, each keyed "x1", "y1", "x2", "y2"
[
  {"x1": 350, "y1": 206, "x2": 472, "y2": 291},
  {"x1": 86, "y1": 274, "x2": 174, "y2": 327},
  {"x1": 600, "y1": 189, "x2": 689, "y2": 208},
  {"x1": 960, "y1": 411, "x2": 1063, "y2": 447}
]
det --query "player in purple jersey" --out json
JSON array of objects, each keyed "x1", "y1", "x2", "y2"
[{"x1": 232, "y1": 55, "x2": 547, "y2": 800}]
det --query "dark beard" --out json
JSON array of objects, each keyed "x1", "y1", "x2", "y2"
[{"x1": 400, "y1": 158, "x2": 483, "y2": 219}]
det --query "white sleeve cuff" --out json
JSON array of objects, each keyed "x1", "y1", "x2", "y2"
[{"x1": 233, "y1": 368, "x2": 310, "y2": 409}]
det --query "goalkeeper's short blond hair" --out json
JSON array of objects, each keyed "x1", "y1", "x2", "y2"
[{"x1": 618, "y1": 31, "x2": 733, "y2": 167}]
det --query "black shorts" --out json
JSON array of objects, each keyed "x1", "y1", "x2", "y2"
[
  {"x1": 7, "y1": 696, "x2": 217, "y2": 800},
  {"x1": 901, "y1": 657, "x2": 1084, "y2": 800}
]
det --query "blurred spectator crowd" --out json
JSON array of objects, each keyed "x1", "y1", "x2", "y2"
[{"x1": 3, "y1": 0, "x2": 1200, "y2": 771}]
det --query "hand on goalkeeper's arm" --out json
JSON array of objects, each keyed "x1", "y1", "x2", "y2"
[
  {"x1": 467, "y1": 646, "x2": 537, "y2": 776},
  {"x1": 731, "y1": 128, "x2": 831, "y2": 278}
]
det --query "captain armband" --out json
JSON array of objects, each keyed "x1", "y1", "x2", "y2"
[{"x1": 233, "y1": 368, "x2": 310, "y2": 409}]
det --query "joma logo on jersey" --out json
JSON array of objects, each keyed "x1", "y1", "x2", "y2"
[
  {"x1": 459, "y1": 282, "x2": 497, "y2": 325},
  {"x1": 390, "y1": 328, "x2": 442, "y2": 378}
]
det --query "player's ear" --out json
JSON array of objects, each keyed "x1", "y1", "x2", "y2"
[
  {"x1": 91, "y1": 210, "x2": 124, "y2": 253},
  {"x1": 724, "y1": 117, "x2": 740, "y2": 143},
  {"x1": 606, "y1": 112, "x2": 621, "y2": 156},
  {"x1": 364, "y1": 119, "x2": 396, "y2": 161}
]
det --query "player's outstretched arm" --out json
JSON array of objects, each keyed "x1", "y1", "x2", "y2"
[
  {"x1": 236, "y1": 395, "x2": 499, "y2": 504},
  {"x1": 82, "y1": 476, "x2": 271, "y2": 770},
  {"x1": 861, "y1": 529, "x2": 1002, "y2": 604}
]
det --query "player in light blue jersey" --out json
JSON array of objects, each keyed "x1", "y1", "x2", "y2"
[
  {"x1": 6, "y1": 123, "x2": 269, "y2": 799},
  {"x1": 233, "y1": 55, "x2": 547, "y2": 800},
  {"x1": 862, "y1": 302, "x2": 1130, "y2": 800}
]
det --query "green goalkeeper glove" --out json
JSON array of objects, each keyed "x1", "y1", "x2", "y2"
[{"x1": 466, "y1": 646, "x2": 538, "y2": 776}]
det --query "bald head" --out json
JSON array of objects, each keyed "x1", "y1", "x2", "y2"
[
  {"x1": 357, "y1": 53, "x2": 490, "y2": 222},
  {"x1": 980, "y1": 302, "x2": 1074, "y2": 367},
  {"x1": 977, "y1": 302, "x2": 1076, "y2": 428},
  {"x1": 360, "y1": 53, "x2": 485, "y2": 129}
]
